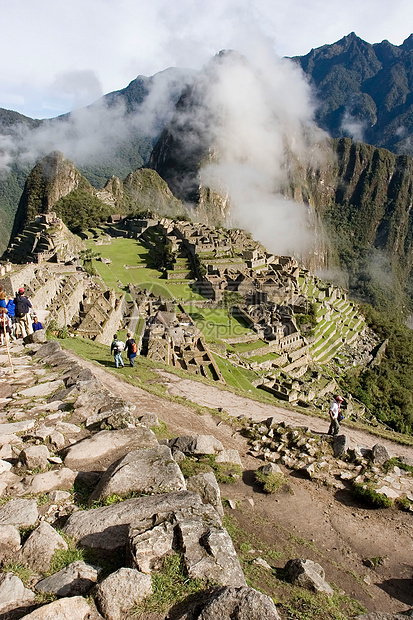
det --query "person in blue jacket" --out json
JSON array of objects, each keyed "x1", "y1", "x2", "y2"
[{"x1": 32, "y1": 316, "x2": 43, "y2": 331}]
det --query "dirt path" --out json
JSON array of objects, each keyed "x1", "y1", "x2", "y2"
[
  {"x1": 156, "y1": 370, "x2": 413, "y2": 461},
  {"x1": 67, "y1": 353, "x2": 413, "y2": 615}
]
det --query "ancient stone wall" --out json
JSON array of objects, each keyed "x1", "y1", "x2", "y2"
[{"x1": 96, "y1": 295, "x2": 128, "y2": 345}]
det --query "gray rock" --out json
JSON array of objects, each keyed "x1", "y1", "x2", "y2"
[
  {"x1": 33, "y1": 341, "x2": 62, "y2": 360},
  {"x1": 284, "y1": 558, "x2": 334, "y2": 596},
  {"x1": 85, "y1": 396, "x2": 135, "y2": 428},
  {"x1": 0, "y1": 572, "x2": 36, "y2": 615},
  {"x1": 35, "y1": 561, "x2": 100, "y2": 597},
  {"x1": 20, "y1": 444, "x2": 50, "y2": 469},
  {"x1": 176, "y1": 586, "x2": 281, "y2": 620},
  {"x1": 372, "y1": 444, "x2": 390, "y2": 466},
  {"x1": 138, "y1": 412, "x2": 159, "y2": 428},
  {"x1": 333, "y1": 434, "x2": 349, "y2": 458},
  {"x1": 129, "y1": 501, "x2": 245, "y2": 587},
  {"x1": 169, "y1": 435, "x2": 224, "y2": 456},
  {"x1": 18, "y1": 521, "x2": 68, "y2": 573},
  {"x1": 0, "y1": 472, "x2": 22, "y2": 497},
  {"x1": 17, "y1": 380, "x2": 65, "y2": 399},
  {"x1": 23, "y1": 330, "x2": 47, "y2": 345},
  {"x1": 186, "y1": 471, "x2": 224, "y2": 516},
  {"x1": 19, "y1": 595, "x2": 92, "y2": 619},
  {"x1": 96, "y1": 568, "x2": 152, "y2": 620},
  {"x1": 259, "y1": 463, "x2": 282, "y2": 475},
  {"x1": 129, "y1": 520, "x2": 175, "y2": 573},
  {"x1": 0, "y1": 499, "x2": 38, "y2": 527},
  {"x1": 181, "y1": 522, "x2": 246, "y2": 586},
  {"x1": 64, "y1": 491, "x2": 204, "y2": 550},
  {"x1": 0, "y1": 420, "x2": 35, "y2": 435},
  {"x1": 215, "y1": 449, "x2": 243, "y2": 467},
  {"x1": 12, "y1": 468, "x2": 76, "y2": 496},
  {"x1": 63, "y1": 427, "x2": 158, "y2": 471},
  {"x1": 88, "y1": 445, "x2": 186, "y2": 504},
  {"x1": 0, "y1": 458, "x2": 12, "y2": 473},
  {"x1": 49, "y1": 490, "x2": 71, "y2": 503},
  {"x1": 0, "y1": 524, "x2": 21, "y2": 561}
]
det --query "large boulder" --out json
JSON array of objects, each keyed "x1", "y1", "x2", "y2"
[
  {"x1": 18, "y1": 595, "x2": 92, "y2": 619},
  {"x1": 88, "y1": 445, "x2": 186, "y2": 504},
  {"x1": 333, "y1": 435, "x2": 349, "y2": 458},
  {"x1": 63, "y1": 427, "x2": 158, "y2": 471},
  {"x1": 19, "y1": 444, "x2": 50, "y2": 470},
  {"x1": 95, "y1": 568, "x2": 152, "y2": 620},
  {"x1": 17, "y1": 521, "x2": 68, "y2": 573},
  {"x1": 64, "y1": 491, "x2": 204, "y2": 550},
  {"x1": 35, "y1": 561, "x2": 100, "y2": 597},
  {"x1": 372, "y1": 444, "x2": 390, "y2": 466},
  {"x1": 129, "y1": 503, "x2": 246, "y2": 587},
  {"x1": 0, "y1": 498, "x2": 38, "y2": 527},
  {"x1": 0, "y1": 572, "x2": 36, "y2": 616},
  {"x1": 186, "y1": 471, "x2": 224, "y2": 516},
  {"x1": 11, "y1": 468, "x2": 76, "y2": 496},
  {"x1": 169, "y1": 435, "x2": 224, "y2": 456},
  {"x1": 284, "y1": 558, "x2": 334, "y2": 596},
  {"x1": 175, "y1": 586, "x2": 281, "y2": 620}
]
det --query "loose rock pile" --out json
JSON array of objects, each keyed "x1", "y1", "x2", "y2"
[
  {"x1": 246, "y1": 419, "x2": 413, "y2": 510},
  {"x1": 0, "y1": 341, "x2": 280, "y2": 619}
]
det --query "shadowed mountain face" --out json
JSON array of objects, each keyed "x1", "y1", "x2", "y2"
[{"x1": 293, "y1": 32, "x2": 413, "y2": 156}]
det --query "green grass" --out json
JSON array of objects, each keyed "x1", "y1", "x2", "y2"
[
  {"x1": 255, "y1": 470, "x2": 289, "y2": 494},
  {"x1": 185, "y1": 307, "x2": 253, "y2": 344},
  {"x1": 132, "y1": 553, "x2": 208, "y2": 618},
  {"x1": 85, "y1": 235, "x2": 204, "y2": 301},
  {"x1": 179, "y1": 454, "x2": 242, "y2": 483},
  {"x1": 352, "y1": 483, "x2": 393, "y2": 508}
]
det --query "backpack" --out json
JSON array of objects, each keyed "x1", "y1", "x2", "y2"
[
  {"x1": 114, "y1": 340, "x2": 125, "y2": 352},
  {"x1": 130, "y1": 341, "x2": 137, "y2": 354},
  {"x1": 14, "y1": 296, "x2": 27, "y2": 318}
]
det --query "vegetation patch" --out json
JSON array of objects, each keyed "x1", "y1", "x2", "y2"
[
  {"x1": 352, "y1": 483, "x2": 393, "y2": 508},
  {"x1": 255, "y1": 470, "x2": 290, "y2": 494},
  {"x1": 179, "y1": 454, "x2": 242, "y2": 484},
  {"x1": 132, "y1": 553, "x2": 208, "y2": 618}
]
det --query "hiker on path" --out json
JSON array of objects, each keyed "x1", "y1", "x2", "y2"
[
  {"x1": 32, "y1": 316, "x2": 44, "y2": 331},
  {"x1": 125, "y1": 332, "x2": 137, "y2": 367},
  {"x1": 328, "y1": 395, "x2": 343, "y2": 436},
  {"x1": 14, "y1": 287, "x2": 33, "y2": 339},
  {"x1": 110, "y1": 333, "x2": 125, "y2": 368}
]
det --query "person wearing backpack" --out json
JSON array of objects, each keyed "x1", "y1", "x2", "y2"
[
  {"x1": 125, "y1": 332, "x2": 137, "y2": 367},
  {"x1": 110, "y1": 333, "x2": 125, "y2": 368},
  {"x1": 328, "y1": 395, "x2": 343, "y2": 436},
  {"x1": 14, "y1": 287, "x2": 33, "y2": 339}
]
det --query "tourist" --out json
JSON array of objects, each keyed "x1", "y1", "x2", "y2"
[
  {"x1": 125, "y1": 332, "x2": 137, "y2": 367},
  {"x1": 6, "y1": 298, "x2": 16, "y2": 339},
  {"x1": 14, "y1": 287, "x2": 33, "y2": 339},
  {"x1": 328, "y1": 395, "x2": 343, "y2": 436},
  {"x1": 32, "y1": 316, "x2": 43, "y2": 331},
  {"x1": 0, "y1": 308, "x2": 12, "y2": 345},
  {"x1": 110, "y1": 333, "x2": 125, "y2": 368},
  {"x1": 0, "y1": 291, "x2": 6, "y2": 309}
]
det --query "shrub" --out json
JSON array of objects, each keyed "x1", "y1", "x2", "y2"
[{"x1": 255, "y1": 470, "x2": 288, "y2": 494}]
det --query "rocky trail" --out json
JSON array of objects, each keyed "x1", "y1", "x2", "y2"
[
  {"x1": 0, "y1": 339, "x2": 411, "y2": 619},
  {"x1": 67, "y1": 352, "x2": 413, "y2": 462},
  {"x1": 67, "y1": 349, "x2": 413, "y2": 616}
]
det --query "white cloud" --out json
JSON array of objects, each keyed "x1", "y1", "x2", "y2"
[{"x1": 0, "y1": 0, "x2": 411, "y2": 118}]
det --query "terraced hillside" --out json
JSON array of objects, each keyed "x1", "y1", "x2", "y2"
[{"x1": 81, "y1": 220, "x2": 371, "y2": 416}]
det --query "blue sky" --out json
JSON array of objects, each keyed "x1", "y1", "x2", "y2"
[{"x1": 0, "y1": 0, "x2": 412, "y2": 119}]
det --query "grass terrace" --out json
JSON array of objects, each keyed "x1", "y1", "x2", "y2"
[{"x1": 84, "y1": 235, "x2": 204, "y2": 301}]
